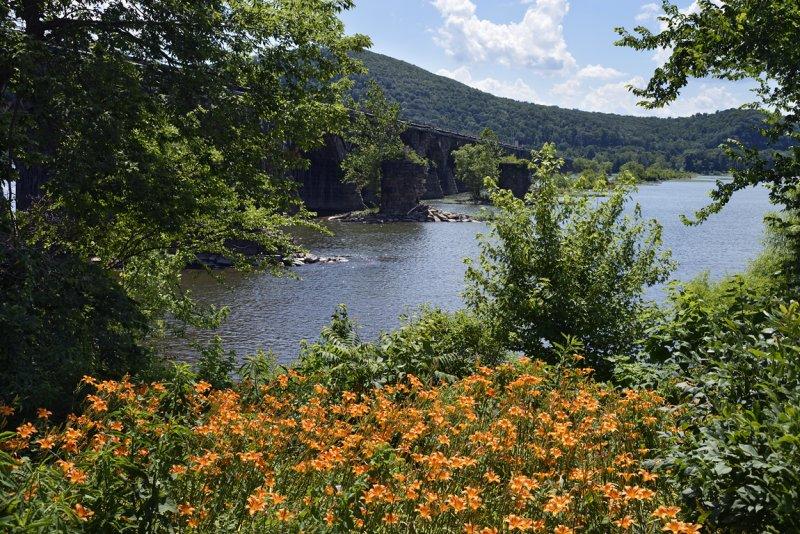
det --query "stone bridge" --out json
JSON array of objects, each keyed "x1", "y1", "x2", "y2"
[{"x1": 293, "y1": 121, "x2": 532, "y2": 215}]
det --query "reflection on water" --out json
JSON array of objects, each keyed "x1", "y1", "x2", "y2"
[{"x1": 167, "y1": 178, "x2": 772, "y2": 363}]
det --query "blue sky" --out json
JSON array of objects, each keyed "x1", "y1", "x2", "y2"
[{"x1": 342, "y1": 0, "x2": 754, "y2": 117}]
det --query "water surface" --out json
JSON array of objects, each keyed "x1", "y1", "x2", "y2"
[{"x1": 173, "y1": 177, "x2": 772, "y2": 363}]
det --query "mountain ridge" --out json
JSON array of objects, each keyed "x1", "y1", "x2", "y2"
[{"x1": 351, "y1": 50, "x2": 772, "y2": 172}]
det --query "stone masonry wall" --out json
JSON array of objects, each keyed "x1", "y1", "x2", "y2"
[
  {"x1": 498, "y1": 161, "x2": 533, "y2": 199},
  {"x1": 380, "y1": 155, "x2": 429, "y2": 215}
]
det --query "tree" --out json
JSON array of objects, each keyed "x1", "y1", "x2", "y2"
[
  {"x1": 1, "y1": 0, "x2": 369, "y2": 319},
  {"x1": 572, "y1": 157, "x2": 612, "y2": 176},
  {"x1": 452, "y1": 127, "x2": 501, "y2": 201},
  {"x1": 616, "y1": 0, "x2": 800, "y2": 280},
  {"x1": 1, "y1": 1, "x2": 370, "y2": 315},
  {"x1": 341, "y1": 81, "x2": 410, "y2": 205},
  {"x1": 464, "y1": 144, "x2": 674, "y2": 374},
  {"x1": 0, "y1": 243, "x2": 152, "y2": 421},
  {"x1": 0, "y1": 1, "x2": 369, "y2": 414},
  {"x1": 619, "y1": 161, "x2": 646, "y2": 182}
]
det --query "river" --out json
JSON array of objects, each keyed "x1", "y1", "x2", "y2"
[{"x1": 171, "y1": 177, "x2": 772, "y2": 363}]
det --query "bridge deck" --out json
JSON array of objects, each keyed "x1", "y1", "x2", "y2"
[{"x1": 402, "y1": 119, "x2": 527, "y2": 153}]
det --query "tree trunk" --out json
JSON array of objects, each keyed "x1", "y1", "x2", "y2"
[
  {"x1": 14, "y1": 162, "x2": 48, "y2": 211},
  {"x1": 14, "y1": 1, "x2": 50, "y2": 211}
]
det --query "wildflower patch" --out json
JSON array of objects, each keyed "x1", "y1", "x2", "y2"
[{"x1": 0, "y1": 358, "x2": 700, "y2": 532}]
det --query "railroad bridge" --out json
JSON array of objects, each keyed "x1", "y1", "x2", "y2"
[{"x1": 293, "y1": 121, "x2": 532, "y2": 215}]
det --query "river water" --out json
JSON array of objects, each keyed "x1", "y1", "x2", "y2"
[{"x1": 172, "y1": 177, "x2": 772, "y2": 363}]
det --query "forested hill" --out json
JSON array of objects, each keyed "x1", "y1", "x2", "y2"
[{"x1": 351, "y1": 50, "x2": 772, "y2": 173}]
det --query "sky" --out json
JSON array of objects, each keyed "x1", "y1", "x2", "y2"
[{"x1": 341, "y1": 0, "x2": 754, "y2": 117}]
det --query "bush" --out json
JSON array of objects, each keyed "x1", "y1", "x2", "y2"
[
  {"x1": 0, "y1": 357, "x2": 699, "y2": 533},
  {"x1": 639, "y1": 270, "x2": 800, "y2": 532},
  {"x1": 381, "y1": 306, "x2": 506, "y2": 382},
  {"x1": 294, "y1": 305, "x2": 386, "y2": 393},
  {"x1": 195, "y1": 336, "x2": 237, "y2": 390},
  {"x1": 465, "y1": 144, "x2": 674, "y2": 375},
  {"x1": 295, "y1": 305, "x2": 507, "y2": 393},
  {"x1": 452, "y1": 128, "x2": 501, "y2": 201},
  {"x1": 0, "y1": 242, "x2": 152, "y2": 422}
]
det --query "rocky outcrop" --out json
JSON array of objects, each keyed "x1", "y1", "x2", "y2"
[
  {"x1": 190, "y1": 251, "x2": 348, "y2": 269},
  {"x1": 380, "y1": 154, "x2": 429, "y2": 215},
  {"x1": 499, "y1": 161, "x2": 533, "y2": 199},
  {"x1": 284, "y1": 253, "x2": 349, "y2": 266}
]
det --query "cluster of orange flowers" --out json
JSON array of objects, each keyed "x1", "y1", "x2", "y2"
[{"x1": 2, "y1": 357, "x2": 703, "y2": 532}]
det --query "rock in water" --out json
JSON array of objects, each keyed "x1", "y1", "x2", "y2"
[{"x1": 327, "y1": 204, "x2": 474, "y2": 224}]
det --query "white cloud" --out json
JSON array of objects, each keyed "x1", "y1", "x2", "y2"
[
  {"x1": 577, "y1": 64, "x2": 624, "y2": 80},
  {"x1": 667, "y1": 84, "x2": 740, "y2": 116},
  {"x1": 428, "y1": 0, "x2": 742, "y2": 117},
  {"x1": 437, "y1": 66, "x2": 541, "y2": 103},
  {"x1": 437, "y1": 65, "x2": 739, "y2": 116},
  {"x1": 578, "y1": 77, "x2": 648, "y2": 115},
  {"x1": 635, "y1": 2, "x2": 660, "y2": 22},
  {"x1": 651, "y1": 46, "x2": 672, "y2": 65},
  {"x1": 567, "y1": 77, "x2": 740, "y2": 117},
  {"x1": 431, "y1": 0, "x2": 576, "y2": 72}
]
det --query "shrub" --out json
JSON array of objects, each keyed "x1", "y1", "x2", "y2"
[
  {"x1": 0, "y1": 242, "x2": 152, "y2": 422},
  {"x1": 641, "y1": 271, "x2": 800, "y2": 532},
  {"x1": 194, "y1": 336, "x2": 237, "y2": 390},
  {"x1": 465, "y1": 144, "x2": 674, "y2": 375},
  {"x1": 0, "y1": 357, "x2": 699, "y2": 533},
  {"x1": 380, "y1": 306, "x2": 507, "y2": 383},
  {"x1": 295, "y1": 305, "x2": 507, "y2": 393},
  {"x1": 294, "y1": 305, "x2": 386, "y2": 393},
  {"x1": 643, "y1": 273, "x2": 778, "y2": 365}
]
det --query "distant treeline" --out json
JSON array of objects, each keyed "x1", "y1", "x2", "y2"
[{"x1": 351, "y1": 51, "x2": 786, "y2": 174}]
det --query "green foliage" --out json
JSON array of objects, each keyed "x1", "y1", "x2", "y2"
[
  {"x1": 464, "y1": 143, "x2": 674, "y2": 374},
  {"x1": 342, "y1": 80, "x2": 405, "y2": 192},
  {"x1": 351, "y1": 50, "x2": 783, "y2": 173},
  {"x1": 294, "y1": 305, "x2": 383, "y2": 393},
  {"x1": 194, "y1": 337, "x2": 236, "y2": 390},
  {"x1": 619, "y1": 160, "x2": 692, "y2": 182},
  {"x1": 571, "y1": 172, "x2": 593, "y2": 191},
  {"x1": 0, "y1": 1, "x2": 369, "y2": 416},
  {"x1": 572, "y1": 167, "x2": 610, "y2": 192},
  {"x1": 237, "y1": 350, "x2": 282, "y2": 403},
  {"x1": 0, "y1": 242, "x2": 151, "y2": 422},
  {"x1": 380, "y1": 306, "x2": 506, "y2": 383},
  {"x1": 452, "y1": 128, "x2": 502, "y2": 200},
  {"x1": 614, "y1": 10, "x2": 800, "y2": 526},
  {"x1": 1, "y1": 0, "x2": 369, "y2": 323},
  {"x1": 572, "y1": 157, "x2": 612, "y2": 176},
  {"x1": 645, "y1": 273, "x2": 779, "y2": 365},
  {"x1": 619, "y1": 161, "x2": 647, "y2": 181},
  {"x1": 561, "y1": 158, "x2": 690, "y2": 193},
  {"x1": 641, "y1": 268, "x2": 800, "y2": 532},
  {"x1": 295, "y1": 305, "x2": 507, "y2": 393}
]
